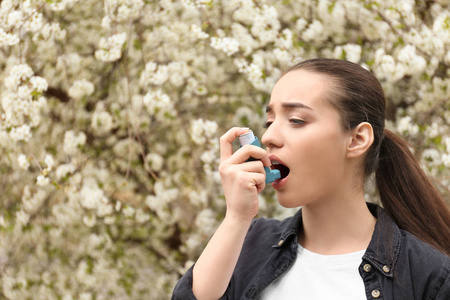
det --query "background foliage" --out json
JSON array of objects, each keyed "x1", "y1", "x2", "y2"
[{"x1": 0, "y1": 0, "x2": 449, "y2": 299}]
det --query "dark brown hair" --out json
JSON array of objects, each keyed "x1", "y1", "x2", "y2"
[{"x1": 286, "y1": 58, "x2": 450, "y2": 255}]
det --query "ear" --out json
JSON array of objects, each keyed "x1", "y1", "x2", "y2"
[{"x1": 346, "y1": 122, "x2": 374, "y2": 158}]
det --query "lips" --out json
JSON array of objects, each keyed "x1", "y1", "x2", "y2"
[{"x1": 269, "y1": 155, "x2": 290, "y2": 180}]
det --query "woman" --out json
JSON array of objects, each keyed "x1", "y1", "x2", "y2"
[{"x1": 172, "y1": 58, "x2": 450, "y2": 299}]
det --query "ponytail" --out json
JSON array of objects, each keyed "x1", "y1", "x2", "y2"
[{"x1": 376, "y1": 129, "x2": 450, "y2": 255}]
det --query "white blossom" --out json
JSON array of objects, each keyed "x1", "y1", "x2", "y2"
[
  {"x1": 443, "y1": 154, "x2": 450, "y2": 167},
  {"x1": 0, "y1": 28, "x2": 19, "y2": 47},
  {"x1": 422, "y1": 148, "x2": 442, "y2": 166},
  {"x1": 143, "y1": 89, "x2": 175, "y2": 120},
  {"x1": 63, "y1": 131, "x2": 86, "y2": 155},
  {"x1": 334, "y1": 44, "x2": 362, "y2": 63},
  {"x1": 29, "y1": 76, "x2": 48, "y2": 92},
  {"x1": 302, "y1": 20, "x2": 326, "y2": 42},
  {"x1": 22, "y1": 186, "x2": 46, "y2": 213},
  {"x1": 195, "y1": 208, "x2": 216, "y2": 235},
  {"x1": 101, "y1": 16, "x2": 111, "y2": 29},
  {"x1": 190, "y1": 118, "x2": 218, "y2": 145},
  {"x1": 135, "y1": 208, "x2": 150, "y2": 223},
  {"x1": 444, "y1": 137, "x2": 450, "y2": 153},
  {"x1": 0, "y1": 215, "x2": 7, "y2": 228},
  {"x1": 373, "y1": 49, "x2": 405, "y2": 82},
  {"x1": 95, "y1": 32, "x2": 127, "y2": 62},
  {"x1": 9, "y1": 124, "x2": 32, "y2": 142},
  {"x1": 181, "y1": 0, "x2": 211, "y2": 9},
  {"x1": 146, "y1": 181, "x2": 178, "y2": 219},
  {"x1": 210, "y1": 37, "x2": 240, "y2": 56},
  {"x1": 5, "y1": 64, "x2": 34, "y2": 90},
  {"x1": 140, "y1": 63, "x2": 169, "y2": 86},
  {"x1": 296, "y1": 18, "x2": 308, "y2": 32},
  {"x1": 191, "y1": 24, "x2": 209, "y2": 39},
  {"x1": 24, "y1": 12, "x2": 43, "y2": 32},
  {"x1": 33, "y1": 23, "x2": 66, "y2": 41},
  {"x1": 146, "y1": 153, "x2": 164, "y2": 172},
  {"x1": 91, "y1": 110, "x2": 113, "y2": 135},
  {"x1": 397, "y1": 45, "x2": 427, "y2": 75},
  {"x1": 68, "y1": 79, "x2": 95, "y2": 100},
  {"x1": 433, "y1": 12, "x2": 450, "y2": 43},
  {"x1": 79, "y1": 182, "x2": 108, "y2": 211},
  {"x1": 122, "y1": 206, "x2": 135, "y2": 217},
  {"x1": 445, "y1": 51, "x2": 450, "y2": 65},
  {"x1": 188, "y1": 189, "x2": 208, "y2": 207},
  {"x1": 82, "y1": 214, "x2": 96, "y2": 227},
  {"x1": 18, "y1": 154, "x2": 30, "y2": 170},
  {"x1": 15, "y1": 210, "x2": 30, "y2": 226},
  {"x1": 44, "y1": 155, "x2": 54, "y2": 171},
  {"x1": 36, "y1": 174, "x2": 50, "y2": 186},
  {"x1": 276, "y1": 28, "x2": 293, "y2": 49},
  {"x1": 397, "y1": 116, "x2": 419, "y2": 136},
  {"x1": 6, "y1": 10, "x2": 23, "y2": 28}
]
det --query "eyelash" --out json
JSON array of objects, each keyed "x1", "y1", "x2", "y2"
[{"x1": 263, "y1": 119, "x2": 305, "y2": 128}]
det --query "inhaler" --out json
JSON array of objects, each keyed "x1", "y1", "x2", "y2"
[{"x1": 239, "y1": 130, "x2": 281, "y2": 184}]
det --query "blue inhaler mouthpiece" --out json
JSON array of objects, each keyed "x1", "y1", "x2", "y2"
[{"x1": 239, "y1": 130, "x2": 281, "y2": 184}]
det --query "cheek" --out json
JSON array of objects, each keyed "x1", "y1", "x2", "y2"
[{"x1": 292, "y1": 128, "x2": 347, "y2": 178}]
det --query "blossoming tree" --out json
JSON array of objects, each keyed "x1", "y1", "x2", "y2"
[{"x1": 0, "y1": 0, "x2": 448, "y2": 299}]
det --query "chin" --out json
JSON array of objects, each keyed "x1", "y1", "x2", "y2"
[
  {"x1": 276, "y1": 196, "x2": 303, "y2": 209},
  {"x1": 276, "y1": 190, "x2": 315, "y2": 208}
]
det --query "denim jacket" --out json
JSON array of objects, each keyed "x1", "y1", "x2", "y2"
[{"x1": 172, "y1": 203, "x2": 450, "y2": 299}]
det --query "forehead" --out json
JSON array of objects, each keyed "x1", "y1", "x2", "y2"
[{"x1": 267, "y1": 70, "x2": 331, "y2": 110}]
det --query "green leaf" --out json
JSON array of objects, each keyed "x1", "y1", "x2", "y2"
[
  {"x1": 444, "y1": 16, "x2": 450, "y2": 29},
  {"x1": 31, "y1": 91, "x2": 42, "y2": 98},
  {"x1": 86, "y1": 256, "x2": 95, "y2": 274},
  {"x1": 328, "y1": 1, "x2": 337, "y2": 14},
  {"x1": 393, "y1": 37, "x2": 404, "y2": 47},
  {"x1": 133, "y1": 39, "x2": 142, "y2": 50}
]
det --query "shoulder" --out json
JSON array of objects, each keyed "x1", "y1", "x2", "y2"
[
  {"x1": 396, "y1": 229, "x2": 450, "y2": 299},
  {"x1": 399, "y1": 229, "x2": 449, "y2": 265},
  {"x1": 245, "y1": 213, "x2": 296, "y2": 245},
  {"x1": 237, "y1": 212, "x2": 299, "y2": 260}
]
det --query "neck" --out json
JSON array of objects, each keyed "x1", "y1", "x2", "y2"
[{"x1": 298, "y1": 189, "x2": 376, "y2": 255}]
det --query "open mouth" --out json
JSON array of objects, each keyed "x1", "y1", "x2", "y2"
[{"x1": 270, "y1": 160, "x2": 290, "y2": 179}]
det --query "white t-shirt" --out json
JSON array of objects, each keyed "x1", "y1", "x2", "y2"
[{"x1": 260, "y1": 244, "x2": 366, "y2": 300}]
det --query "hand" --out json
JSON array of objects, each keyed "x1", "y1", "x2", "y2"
[{"x1": 218, "y1": 127, "x2": 271, "y2": 222}]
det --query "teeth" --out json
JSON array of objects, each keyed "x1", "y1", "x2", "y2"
[{"x1": 272, "y1": 161, "x2": 280, "y2": 165}]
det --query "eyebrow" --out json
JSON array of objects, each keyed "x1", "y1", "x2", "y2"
[{"x1": 265, "y1": 102, "x2": 313, "y2": 113}]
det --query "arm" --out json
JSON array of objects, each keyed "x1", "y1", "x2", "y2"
[{"x1": 192, "y1": 127, "x2": 270, "y2": 300}]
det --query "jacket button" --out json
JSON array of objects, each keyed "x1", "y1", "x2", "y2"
[
  {"x1": 278, "y1": 240, "x2": 284, "y2": 246},
  {"x1": 363, "y1": 264, "x2": 372, "y2": 272},
  {"x1": 382, "y1": 265, "x2": 390, "y2": 273},
  {"x1": 371, "y1": 289, "x2": 381, "y2": 298}
]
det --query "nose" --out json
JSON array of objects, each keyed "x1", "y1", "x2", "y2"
[{"x1": 261, "y1": 122, "x2": 283, "y2": 149}]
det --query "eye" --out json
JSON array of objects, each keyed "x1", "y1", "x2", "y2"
[
  {"x1": 289, "y1": 118, "x2": 305, "y2": 125},
  {"x1": 263, "y1": 121, "x2": 272, "y2": 128}
]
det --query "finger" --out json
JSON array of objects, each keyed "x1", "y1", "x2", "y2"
[
  {"x1": 239, "y1": 160, "x2": 266, "y2": 175},
  {"x1": 231, "y1": 144, "x2": 271, "y2": 167},
  {"x1": 220, "y1": 127, "x2": 250, "y2": 162},
  {"x1": 253, "y1": 173, "x2": 266, "y2": 192}
]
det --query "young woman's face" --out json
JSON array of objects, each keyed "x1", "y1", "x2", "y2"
[{"x1": 261, "y1": 70, "x2": 353, "y2": 208}]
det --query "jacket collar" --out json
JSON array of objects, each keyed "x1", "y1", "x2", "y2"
[
  {"x1": 272, "y1": 208, "x2": 303, "y2": 249},
  {"x1": 362, "y1": 203, "x2": 401, "y2": 278},
  {"x1": 273, "y1": 202, "x2": 401, "y2": 278}
]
